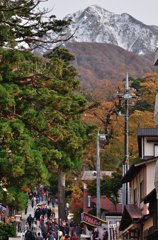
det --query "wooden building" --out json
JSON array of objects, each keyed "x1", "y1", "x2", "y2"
[{"x1": 120, "y1": 128, "x2": 158, "y2": 239}]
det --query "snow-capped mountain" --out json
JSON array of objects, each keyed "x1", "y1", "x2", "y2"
[{"x1": 61, "y1": 5, "x2": 158, "y2": 55}]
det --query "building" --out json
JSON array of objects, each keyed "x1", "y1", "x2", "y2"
[
  {"x1": 81, "y1": 171, "x2": 122, "y2": 226},
  {"x1": 120, "y1": 128, "x2": 158, "y2": 240}
]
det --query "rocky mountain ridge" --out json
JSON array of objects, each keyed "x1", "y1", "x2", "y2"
[{"x1": 61, "y1": 5, "x2": 158, "y2": 55}]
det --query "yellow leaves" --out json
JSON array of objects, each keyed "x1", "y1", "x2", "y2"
[
  {"x1": 129, "y1": 110, "x2": 156, "y2": 134},
  {"x1": 140, "y1": 73, "x2": 158, "y2": 111}
]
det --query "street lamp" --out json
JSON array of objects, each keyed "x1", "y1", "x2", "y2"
[{"x1": 97, "y1": 131, "x2": 107, "y2": 219}]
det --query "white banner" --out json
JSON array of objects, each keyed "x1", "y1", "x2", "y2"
[{"x1": 109, "y1": 224, "x2": 117, "y2": 240}]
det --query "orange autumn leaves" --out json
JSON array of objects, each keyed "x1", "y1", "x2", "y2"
[{"x1": 82, "y1": 74, "x2": 158, "y2": 169}]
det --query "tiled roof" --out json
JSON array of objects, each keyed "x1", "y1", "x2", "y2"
[
  {"x1": 81, "y1": 171, "x2": 113, "y2": 181},
  {"x1": 137, "y1": 128, "x2": 158, "y2": 136},
  {"x1": 119, "y1": 204, "x2": 143, "y2": 231},
  {"x1": 126, "y1": 204, "x2": 143, "y2": 220},
  {"x1": 121, "y1": 157, "x2": 158, "y2": 184}
]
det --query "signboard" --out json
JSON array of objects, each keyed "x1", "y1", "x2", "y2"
[
  {"x1": 87, "y1": 196, "x2": 92, "y2": 208},
  {"x1": 109, "y1": 224, "x2": 117, "y2": 240},
  {"x1": 81, "y1": 212, "x2": 107, "y2": 228}
]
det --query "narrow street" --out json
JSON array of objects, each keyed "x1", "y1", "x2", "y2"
[{"x1": 17, "y1": 196, "x2": 59, "y2": 239}]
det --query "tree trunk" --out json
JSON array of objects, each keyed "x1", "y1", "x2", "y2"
[{"x1": 58, "y1": 168, "x2": 66, "y2": 221}]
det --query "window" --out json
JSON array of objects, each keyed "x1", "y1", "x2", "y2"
[
  {"x1": 155, "y1": 145, "x2": 158, "y2": 157},
  {"x1": 140, "y1": 181, "x2": 144, "y2": 201},
  {"x1": 134, "y1": 188, "x2": 137, "y2": 204}
]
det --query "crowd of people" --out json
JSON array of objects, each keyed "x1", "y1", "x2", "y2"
[{"x1": 23, "y1": 185, "x2": 82, "y2": 240}]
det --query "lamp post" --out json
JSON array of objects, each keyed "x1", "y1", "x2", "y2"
[{"x1": 97, "y1": 131, "x2": 106, "y2": 219}]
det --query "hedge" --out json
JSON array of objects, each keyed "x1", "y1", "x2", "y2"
[{"x1": 0, "y1": 222, "x2": 16, "y2": 240}]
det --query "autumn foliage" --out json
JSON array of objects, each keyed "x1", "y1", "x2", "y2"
[
  {"x1": 81, "y1": 73, "x2": 158, "y2": 173},
  {"x1": 69, "y1": 183, "x2": 83, "y2": 211},
  {"x1": 65, "y1": 42, "x2": 157, "y2": 90}
]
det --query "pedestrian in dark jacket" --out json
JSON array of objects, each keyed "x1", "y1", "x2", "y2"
[
  {"x1": 31, "y1": 199, "x2": 34, "y2": 208},
  {"x1": 102, "y1": 228, "x2": 108, "y2": 240},
  {"x1": 42, "y1": 224, "x2": 48, "y2": 240},
  {"x1": 40, "y1": 220, "x2": 44, "y2": 233},
  {"x1": 35, "y1": 207, "x2": 41, "y2": 221},
  {"x1": 64, "y1": 223, "x2": 69, "y2": 236},
  {"x1": 31, "y1": 228, "x2": 37, "y2": 239},
  {"x1": 36, "y1": 232, "x2": 43, "y2": 240},
  {"x1": 42, "y1": 208, "x2": 45, "y2": 218},
  {"x1": 76, "y1": 224, "x2": 82, "y2": 240},
  {"x1": 27, "y1": 214, "x2": 33, "y2": 229},
  {"x1": 47, "y1": 207, "x2": 51, "y2": 219},
  {"x1": 47, "y1": 230, "x2": 56, "y2": 240},
  {"x1": 25, "y1": 229, "x2": 30, "y2": 240},
  {"x1": 25, "y1": 205, "x2": 28, "y2": 214}
]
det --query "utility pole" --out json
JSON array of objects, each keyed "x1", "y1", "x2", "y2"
[
  {"x1": 114, "y1": 73, "x2": 136, "y2": 212},
  {"x1": 96, "y1": 131, "x2": 106, "y2": 219},
  {"x1": 97, "y1": 131, "x2": 101, "y2": 219}
]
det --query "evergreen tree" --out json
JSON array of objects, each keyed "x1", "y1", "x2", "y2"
[
  {"x1": 86, "y1": 167, "x2": 122, "y2": 212},
  {"x1": 0, "y1": 0, "x2": 97, "y2": 215}
]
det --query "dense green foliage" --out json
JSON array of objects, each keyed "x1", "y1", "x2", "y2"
[
  {"x1": 0, "y1": 0, "x2": 97, "y2": 211},
  {"x1": 86, "y1": 168, "x2": 122, "y2": 211},
  {"x1": 0, "y1": 222, "x2": 16, "y2": 240}
]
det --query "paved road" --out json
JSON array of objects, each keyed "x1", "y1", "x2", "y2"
[
  {"x1": 17, "y1": 198, "x2": 59, "y2": 239},
  {"x1": 17, "y1": 199, "x2": 87, "y2": 240}
]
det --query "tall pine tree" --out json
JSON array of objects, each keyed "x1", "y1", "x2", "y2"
[{"x1": 0, "y1": 0, "x2": 97, "y2": 216}]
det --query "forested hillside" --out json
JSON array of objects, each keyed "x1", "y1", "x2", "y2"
[
  {"x1": 81, "y1": 73, "x2": 158, "y2": 172},
  {"x1": 64, "y1": 42, "x2": 157, "y2": 89}
]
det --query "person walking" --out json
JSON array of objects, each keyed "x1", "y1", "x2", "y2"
[
  {"x1": 18, "y1": 220, "x2": 22, "y2": 233},
  {"x1": 71, "y1": 232, "x2": 79, "y2": 240},
  {"x1": 32, "y1": 221, "x2": 37, "y2": 230},
  {"x1": 25, "y1": 205, "x2": 28, "y2": 214},
  {"x1": 35, "y1": 206, "x2": 41, "y2": 221},
  {"x1": 102, "y1": 228, "x2": 108, "y2": 240},
  {"x1": 36, "y1": 232, "x2": 43, "y2": 240},
  {"x1": 52, "y1": 197, "x2": 55, "y2": 207},
  {"x1": 27, "y1": 214, "x2": 33, "y2": 229},
  {"x1": 71, "y1": 224, "x2": 76, "y2": 237},
  {"x1": 53, "y1": 222, "x2": 59, "y2": 240},
  {"x1": 52, "y1": 206, "x2": 55, "y2": 217},
  {"x1": 76, "y1": 224, "x2": 82, "y2": 240},
  {"x1": 64, "y1": 223, "x2": 69, "y2": 236},
  {"x1": 47, "y1": 207, "x2": 51, "y2": 219},
  {"x1": 40, "y1": 219, "x2": 44, "y2": 234},
  {"x1": 92, "y1": 228, "x2": 99, "y2": 240},
  {"x1": 69, "y1": 219, "x2": 74, "y2": 233},
  {"x1": 47, "y1": 230, "x2": 57, "y2": 240},
  {"x1": 31, "y1": 199, "x2": 34, "y2": 208},
  {"x1": 42, "y1": 207, "x2": 45, "y2": 218},
  {"x1": 31, "y1": 227, "x2": 37, "y2": 240},
  {"x1": 47, "y1": 196, "x2": 50, "y2": 206},
  {"x1": 42, "y1": 224, "x2": 48, "y2": 240}
]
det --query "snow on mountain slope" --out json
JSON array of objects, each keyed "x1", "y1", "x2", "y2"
[{"x1": 60, "y1": 5, "x2": 158, "y2": 55}]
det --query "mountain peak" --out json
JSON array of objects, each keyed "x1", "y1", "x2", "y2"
[{"x1": 62, "y1": 5, "x2": 158, "y2": 55}]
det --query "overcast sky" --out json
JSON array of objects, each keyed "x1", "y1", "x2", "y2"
[{"x1": 39, "y1": 0, "x2": 158, "y2": 26}]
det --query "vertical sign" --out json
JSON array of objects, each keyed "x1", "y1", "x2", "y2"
[
  {"x1": 87, "y1": 195, "x2": 91, "y2": 208},
  {"x1": 109, "y1": 224, "x2": 117, "y2": 240}
]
